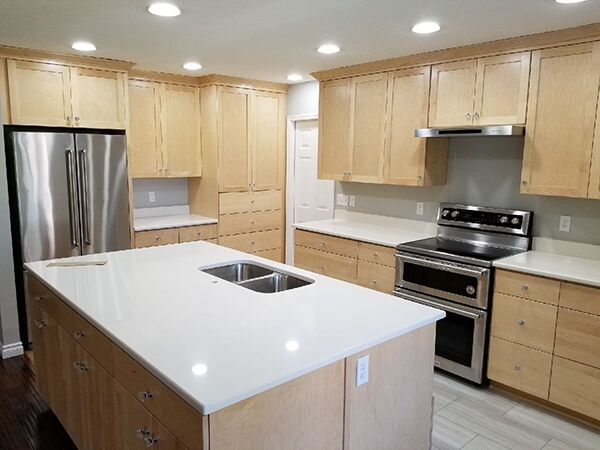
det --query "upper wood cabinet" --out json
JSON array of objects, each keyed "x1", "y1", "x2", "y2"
[
  {"x1": 7, "y1": 59, "x2": 126, "y2": 128},
  {"x1": 587, "y1": 83, "x2": 600, "y2": 199},
  {"x1": 521, "y1": 43, "x2": 600, "y2": 198},
  {"x1": 218, "y1": 86, "x2": 285, "y2": 192},
  {"x1": 128, "y1": 79, "x2": 201, "y2": 178},
  {"x1": 429, "y1": 52, "x2": 530, "y2": 127},
  {"x1": 384, "y1": 67, "x2": 448, "y2": 186}
]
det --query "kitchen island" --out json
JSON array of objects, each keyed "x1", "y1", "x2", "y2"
[{"x1": 26, "y1": 241, "x2": 443, "y2": 450}]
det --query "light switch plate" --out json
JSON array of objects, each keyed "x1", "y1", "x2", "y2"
[
  {"x1": 148, "y1": 191, "x2": 156, "y2": 203},
  {"x1": 349, "y1": 195, "x2": 356, "y2": 207},
  {"x1": 416, "y1": 202, "x2": 424, "y2": 216},
  {"x1": 336, "y1": 194, "x2": 349, "y2": 207},
  {"x1": 356, "y1": 354, "x2": 369, "y2": 387},
  {"x1": 559, "y1": 215, "x2": 571, "y2": 232}
]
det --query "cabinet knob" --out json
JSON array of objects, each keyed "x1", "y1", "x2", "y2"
[
  {"x1": 251, "y1": 200, "x2": 255, "y2": 204},
  {"x1": 35, "y1": 320, "x2": 46, "y2": 329},
  {"x1": 66, "y1": 115, "x2": 72, "y2": 122},
  {"x1": 197, "y1": 231, "x2": 203, "y2": 236},
  {"x1": 73, "y1": 330, "x2": 85, "y2": 340},
  {"x1": 79, "y1": 363, "x2": 88, "y2": 373},
  {"x1": 33, "y1": 295, "x2": 44, "y2": 303},
  {"x1": 137, "y1": 390, "x2": 153, "y2": 402},
  {"x1": 158, "y1": 168, "x2": 164, "y2": 173},
  {"x1": 521, "y1": 180, "x2": 528, "y2": 186},
  {"x1": 518, "y1": 319, "x2": 525, "y2": 326},
  {"x1": 144, "y1": 436, "x2": 158, "y2": 447},
  {"x1": 514, "y1": 365, "x2": 521, "y2": 371},
  {"x1": 373, "y1": 252, "x2": 378, "y2": 257},
  {"x1": 320, "y1": 242, "x2": 325, "y2": 246},
  {"x1": 155, "y1": 236, "x2": 161, "y2": 241},
  {"x1": 371, "y1": 280, "x2": 378, "y2": 285},
  {"x1": 251, "y1": 220, "x2": 256, "y2": 225},
  {"x1": 251, "y1": 241, "x2": 256, "y2": 245},
  {"x1": 165, "y1": 169, "x2": 169, "y2": 173},
  {"x1": 319, "y1": 266, "x2": 324, "y2": 271},
  {"x1": 465, "y1": 112, "x2": 471, "y2": 120},
  {"x1": 74, "y1": 116, "x2": 80, "y2": 122},
  {"x1": 136, "y1": 427, "x2": 150, "y2": 439},
  {"x1": 521, "y1": 284, "x2": 528, "y2": 291},
  {"x1": 417, "y1": 175, "x2": 423, "y2": 180},
  {"x1": 473, "y1": 112, "x2": 480, "y2": 120}
]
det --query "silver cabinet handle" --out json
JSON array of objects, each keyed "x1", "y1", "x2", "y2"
[
  {"x1": 373, "y1": 252, "x2": 378, "y2": 257},
  {"x1": 371, "y1": 280, "x2": 378, "y2": 285},
  {"x1": 417, "y1": 175, "x2": 423, "y2": 180},
  {"x1": 250, "y1": 220, "x2": 256, "y2": 225},
  {"x1": 66, "y1": 115, "x2": 72, "y2": 122},
  {"x1": 137, "y1": 428, "x2": 150, "y2": 439},
  {"x1": 65, "y1": 148, "x2": 79, "y2": 247},
  {"x1": 473, "y1": 112, "x2": 480, "y2": 120},
  {"x1": 197, "y1": 231, "x2": 203, "y2": 236},
  {"x1": 158, "y1": 168, "x2": 164, "y2": 173},
  {"x1": 155, "y1": 236, "x2": 161, "y2": 241},
  {"x1": 518, "y1": 319, "x2": 525, "y2": 326},
  {"x1": 73, "y1": 331, "x2": 85, "y2": 340},
  {"x1": 35, "y1": 320, "x2": 46, "y2": 328},
  {"x1": 251, "y1": 241, "x2": 255, "y2": 245},
  {"x1": 521, "y1": 285, "x2": 528, "y2": 291},
  {"x1": 320, "y1": 242, "x2": 325, "y2": 246},
  {"x1": 137, "y1": 390, "x2": 153, "y2": 402},
  {"x1": 33, "y1": 295, "x2": 44, "y2": 303},
  {"x1": 74, "y1": 116, "x2": 80, "y2": 122},
  {"x1": 78, "y1": 149, "x2": 91, "y2": 245},
  {"x1": 514, "y1": 365, "x2": 521, "y2": 371},
  {"x1": 465, "y1": 112, "x2": 472, "y2": 120},
  {"x1": 144, "y1": 436, "x2": 158, "y2": 447},
  {"x1": 521, "y1": 180, "x2": 528, "y2": 186},
  {"x1": 319, "y1": 266, "x2": 325, "y2": 271},
  {"x1": 73, "y1": 361, "x2": 88, "y2": 373}
]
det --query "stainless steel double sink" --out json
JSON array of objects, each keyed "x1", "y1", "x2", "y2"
[{"x1": 201, "y1": 262, "x2": 314, "y2": 293}]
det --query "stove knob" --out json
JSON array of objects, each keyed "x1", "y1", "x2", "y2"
[
  {"x1": 499, "y1": 216, "x2": 509, "y2": 224},
  {"x1": 451, "y1": 211, "x2": 459, "y2": 218},
  {"x1": 511, "y1": 217, "x2": 520, "y2": 225},
  {"x1": 441, "y1": 209, "x2": 450, "y2": 217}
]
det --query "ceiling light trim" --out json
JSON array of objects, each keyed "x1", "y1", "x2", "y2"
[{"x1": 147, "y1": 2, "x2": 181, "y2": 17}]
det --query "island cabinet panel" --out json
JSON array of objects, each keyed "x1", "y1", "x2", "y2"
[
  {"x1": 344, "y1": 324, "x2": 435, "y2": 450},
  {"x1": 29, "y1": 302, "x2": 57, "y2": 407},
  {"x1": 113, "y1": 346, "x2": 208, "y2": 450},
  {"x1": 521, "y1": 42, "x2": 600, "y2": 198},
  {"x1": 210, "y1": 360, "x2": 345, "y2": 450},
  {"x1": 429, "y1": 60, "x2": 477, "y2": 127},
  {"x1": 318, "y1": 78, "x2": 352, "y2": 180}
]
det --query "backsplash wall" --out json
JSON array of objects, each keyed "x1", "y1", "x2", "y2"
[
  {"x1": 132, "y1": 178, "x2": 189, "y2": 209},
  {"x1": 336, "y1": 137, "x2": 600, "y2": 245}
]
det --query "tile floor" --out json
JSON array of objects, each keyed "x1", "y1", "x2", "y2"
[{"x1": 432, "y1": 371, "x2": 600, "y2": 450}]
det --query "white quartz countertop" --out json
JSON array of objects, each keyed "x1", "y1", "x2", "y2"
[
  {"x1": 134, "y1": 214, "x2": 217, "y2": 232},
  {"x1": 494, "y1": 251, "x2": 600, "y2": 287},
  {"x1": 293, "y1": 212, "x2": 437, "y2": 247},
  {"x1": 25, "y1": 242, "x2": 444, "y2": 415}
]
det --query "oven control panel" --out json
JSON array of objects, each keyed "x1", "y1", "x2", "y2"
[{"x1": 439, "y1": 204, "x2": 532, "y2": 235}]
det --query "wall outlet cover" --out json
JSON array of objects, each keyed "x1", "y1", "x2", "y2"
[
  {"x1": 336, "y1": 193, "x2": 349, "y2": 207},
  {"x1": 356, "y1": 354, "x2": 369, "y2": 387},
  {"x1": 349, "y1": 195, "x2": 356, "y2": 207},
  {"x1": 559, "y1": 215, "x2": 571, "y2": 232},
  {"x1": 148, "y1": 191, "x2": 156, "y2": 203},
  {"x1": 416, "y1": 202, "x2": 424, "y2": 216}
]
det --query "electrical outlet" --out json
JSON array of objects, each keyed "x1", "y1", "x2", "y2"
[
  {"x1": 416, "y1": 202, "x2": 424, "y2": 216},
  {"x1": 148, "y1": 191, "x2": 156, "y2": 203},
  {"x1": 356, "y1": 354, "x2": 369, "y2": 387},
  {"x1": 349, "y1": 195, "x2": 356, "y2": 207},
  {"x1": 559, "y1": 215, "x2": 571, "y2": 232},
  {"x1": 336, "y1": 194, "x2": 349, "y2": 206}
]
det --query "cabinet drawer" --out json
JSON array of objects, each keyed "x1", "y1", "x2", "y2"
[
  {"x1": 559, "y1": 282, "x2": 600, "y2": 316},
  {"x1": 252, "y1": 247, "x2": 282, "y2": 263},
  {"x1": 549, "y1": 356, "x2": 600, "y2": 421},
  {"x1": 218, "y1": 229, "x2": 282, "y2": 253},
  {"x1": 218, "y1": 210, "x2": 281, "y2": 236},
  {"x1": 294, "y1": 245, "x2": 357, "y2": 283},
  {"x1": 357, "y1": 260, "x2": 395, "y2": 293},
  {"x1": 294, "y1": 230, "x2": 358, "y2": 258},
  {"x1": 179, "y1": 224, "x2": 218, "y2": 243},
  {"x1": 487, "y1": 337, "x2": 552, "y2": 399},
  {"x1": 113, "y1": 346, "x2": 207, "y2": 450},
  {"x1": 357, "y1": 242, "x2": 396, "y2": 267},
  {"x1": 135, "y1": 228, "x2": 179, "y2": 248},
  {"x1": 554, "y1": 308, "x2": 600, "y2": 368},
  {"x1": 28, "y1": 274, "x2": 62, "y2": 321},
  {"x1": 219, "y1": 190, "x2": 282, "y2": 214},
  {"x1": 490, "y1": 293, "x2": 557, "y2": 353},
  {"x1": 494, "y1": 270, "x2": 560, "y2": 305}
]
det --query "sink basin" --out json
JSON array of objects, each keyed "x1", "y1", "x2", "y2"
[
  {"x1": 238, "y1": 273, "x2": 312, "y2": 293},
  {"x1": 200, "y1": 261, "x2": 314, "y2": 293},
  {"x1": 202, "y1": 262, "x2": 273, "y2": 282}
]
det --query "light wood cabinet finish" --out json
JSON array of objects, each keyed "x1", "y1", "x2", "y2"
[
  {"x1": 178, "y1": 224, "x2": 218, "y2": 243},
  {"x1": 318, "y1": 78, "x2": 352, "y2": 180},
  {"x1": 294, "y1": 245, "x2": 357, "y2": 283},
  {"x1": 135, "y1": 228, "x2": 179, "y2": 248},
  {"x1": 219, "y1": 190, "x2": 282, "y2": 214},
  {"x1": 128, "y1": 80, "x2": 163, "y2": 177},
  {"x1": 357, "y1": 242, "x2": 396, "y2": 267},
  {"x1": 429, "y1": 60, "x2": 477, "y2": 127},
  {"x1": 253, "y1": 247, "x2": 282, "y2": 262},
  {"x1": 0, "y1": 58, "x2": 10, "y2": 123},
  {"x1": 384, "y1": 66, "x2": 448, "y2": 186},
  {"x1": 589, "y1": 92, "x2": 600, "y2": 199},
  {"x1": 357, "y1": 260, "x2": 395, "y2": 294},
  {"x1": 488, "y1": 337, "x2": 552, "y2": 399},
  {"x1": 559, "y1": 281, "x2": 600, "y2": 316},
  {"x1": 160, "y1": 83, "x2": 202, "y2": 177},
  {"x1": 554, "y1": 308, "x2": 600, "y2": 369},
  {"x1": 521, "y1": 42, "x2": 600, "y2": 198},
  {"x1": 348, "y1": 73, "x2": 387, "y2": 183},
  {"x1": 218, "y1": 209, "x2": 281, "y2": 236},
  {"x1": 30, "y1": 302, "x2": 55, "y2": 406},
  {"x1": 294, "y1": 229, "x2": 358, "y2": 258},
  {"x1": 494, "y1": 269, "x2": 560, "y2": 305},
  {"x1": 549, "y1": 356, "x2": 600, "y2": 421},
  {"x1": 490, "y1": 293, "x2": 557, "y2": 353},
  {"x1": 218, "y1": 229, "x2": 282, "y2": 254}
]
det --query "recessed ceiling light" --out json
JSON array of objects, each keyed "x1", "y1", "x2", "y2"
[
  {"x1": 183, "y1": 62, "x2": 202, "y2": 71},
  {"x1": 72, "y1": 41, "x2": 97, "y2": 52},
  {"x1": 411, "y1": 21, "x2": 441, "y2": 34},
  {"x1": 287, "y1": 74, "x2": 303, "y2": 82},
  {"x1": 317, "y1": 44, "x2": 340, "y2": 54},
  {"x1": 147, "y1": 2, "x2": 181, "y2": 17},
  {"x1": 555, "y1": 0, "x2": 588, "y2": 3}
]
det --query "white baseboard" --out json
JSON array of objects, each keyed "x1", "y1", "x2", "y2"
[{"x1": 2, "y1": 342, "x2": 24, "y2": 359}]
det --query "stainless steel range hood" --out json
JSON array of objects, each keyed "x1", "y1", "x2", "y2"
[{"x1": 415, "y1": 125, "x2": 524, "y2": 138}]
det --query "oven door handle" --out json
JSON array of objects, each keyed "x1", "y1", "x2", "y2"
[
  {"x1": 396, "y1": 252, "x2": 489, "y2": 278},
  {"x1": 397, "y1": 292, "x2": 483, "y2": 319}
]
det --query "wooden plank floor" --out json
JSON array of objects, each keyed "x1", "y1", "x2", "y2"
[
  {"x1": 432, "y1": 371, "x2": 600, "y2": 450},
  {"x1": 0, "y1": 356, "x2": 75, "y2": 450}
]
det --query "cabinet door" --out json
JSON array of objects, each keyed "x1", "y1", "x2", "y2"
[
  {"x1": 349, "y1": 73, "x2": 387, "y2": 183},
  {"x1": 588, "y1": 93, "x2": 600, "y2": 199},
  {"x1": 70, "y1": 67, "x2": 126, "y2": 129},
  {"x1": 521, "y1": 43, "x2": 600, "y2": 198},
  {"x1": 429, "y1": 60, "x2": 477, "y2": 126},
  {"x1": 251, "y1": 91, "x2": 285, "y2": 190},
  {"x1": 219, "y1": 86, "x2": 251, "y2": 192},
  {"x1": 161, "y1": 83, "x2": 202, "y2": 177},
  {"x1": 30, "y1": 303, "x2": 52, "y2": 403},
  {"x1": 7, "y1": 59, "x2": 72, "y2": 126},
  {"x1": 318, "y1": 78, "x2": 351, "y2": 180},
  {"x1": 473, "y1": 52, "x2": 530, "y2": 125},
  {"x1": 128, "y1": 80, "x2": 163, "y2": 178},
  {"x1": 59, "y1": 328, "x2": 85, "y2": 447}
]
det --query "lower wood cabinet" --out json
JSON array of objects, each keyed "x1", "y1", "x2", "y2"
[
  {"x1": 135, "y1": 224, "x2": 217, "y2": 249},
  {"x1": 357, "y1": 260, "x2": 395, "y2": 293},
  {"x1": 294, "y1": 244, "x2": 358, "y2": 283}
]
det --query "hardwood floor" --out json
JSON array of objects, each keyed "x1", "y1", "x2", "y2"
[
  {"x1": 0, "y1": 356, "x2": 75, "y2": 450},
  {"x1": 432, "y1": 371, "x2": 600, "y2": 450}
]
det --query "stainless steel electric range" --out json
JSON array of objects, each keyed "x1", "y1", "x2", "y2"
[{"x1": 393, "y1": 203, "x2": 533, "y2": 384}]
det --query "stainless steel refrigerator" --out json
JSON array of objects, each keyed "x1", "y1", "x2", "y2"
[{"x1": 5, "y1": 128, "x2": 131, "y2": 345}]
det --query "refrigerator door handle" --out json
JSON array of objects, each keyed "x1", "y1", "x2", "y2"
[
  {"x1": 79, "y1": 148, "x2": 91, "y2": 245},
  {"x1": 65, "y1": 148, "x2": 79, "y2": 247}
]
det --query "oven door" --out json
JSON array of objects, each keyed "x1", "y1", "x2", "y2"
[
  {"x1": 394, "y1": 289, "x2": 488, "y2": 384},
  {"x1": 395, "y1": 252, "x2": 490, "y2": 309}
]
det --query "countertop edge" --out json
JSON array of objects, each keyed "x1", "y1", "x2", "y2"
[
  {"x1": 493, "y1": 260, "x2": 600, "y2": 288},
  {"x1": 293, "y1": 223, "x2": 397, "y2": 248},
  {"x1": 134, "y1": 217, "x2": 218, "y2": 232}
]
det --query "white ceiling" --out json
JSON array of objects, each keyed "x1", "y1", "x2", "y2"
[{"x1": 0, "y1": 1, "x2": 599, "y2": 83}]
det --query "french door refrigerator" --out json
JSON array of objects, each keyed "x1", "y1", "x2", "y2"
[{"x1": 5, "y1": 128, "x2": 131, "y2": 345}]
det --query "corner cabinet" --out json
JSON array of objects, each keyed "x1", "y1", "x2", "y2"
[
  {"x1": 6, "y1": 59, "x2": 127, "y2": 128},
  {"x1": 128, "y1": 79, "x2": 202, "y2": 178},
  {"x1": 521, "y1": 42, "x2": 600, "y2": 198}
]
